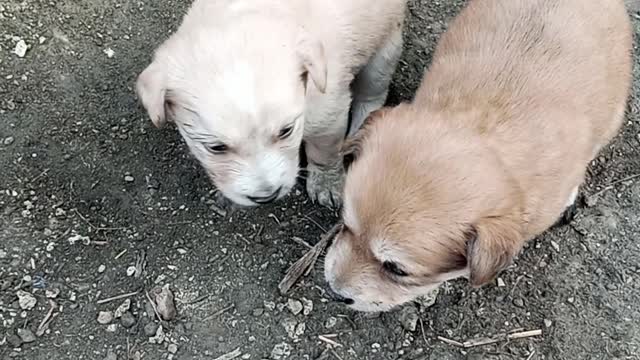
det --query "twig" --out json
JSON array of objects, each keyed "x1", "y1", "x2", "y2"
[
  {"x1": 318, "y1": 335, "x2": 343, "y2": 348},
  {"x1": 74, "y1": 209, "x2": 128, "y2": 232},
  {"x1": 437, "y1": 336, "x2": 464, "y2": 347},
  {"x1": 292, "y1": 236, "x2": 313, "y2": 249},
  {"x1": 278, "y1": 223, "x2": 341, "y2": 295},
  {"x1": 439, "y1": 329, "x2": 543, "y2": 348},
  {"x1": 29, "y1": 168, "x2": 49, "y2": 184},
  {"x1": 213, "y1": 348, "x2": 242, "y2": 360},
  {"x1": 114, "y1": 249, "x2": 127, "y2": 260},
  {"x1": 97, "y1": 291, "x2": 139, "y2": 305},
  {"x1": 592, "y1": 173, "x2": 640, "y2": 196},
  {"x1": 526, "y1": 350, "x2": 536, "y2": 360},
  {"x1": 303, "y1": 215, "x2": 327, "y2": 232},
  {"x1": 145, "y1": 290, "x2": 164, "y2": 323},
  {"x1": 419, "y1": 318, "x2": 428, "y2": 344},
  {"x1": 329, "y1": 349, "x2": 344, "y2": 360},
  {"x1": 203, "y1": 304, "x2": 235, "y2": 322},
  {"x1": 36, "y1": 300, "x2": 57, "y2": 336}
]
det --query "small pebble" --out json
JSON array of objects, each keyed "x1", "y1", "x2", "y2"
[
  {"x1": 152, "y1": 285, "x2": 177, "y2": 321},
  {"x1": 270, "y1": 342, "x2": 291, "y2": 360},
  {"x1": 124, "y1": 175, "x2": 134, "y2": 183},
  {"x1": 398, "y1": 306, "x2": 419, "y2": 332},
  {"x1": 567, "y1": 297, "x2": 575, "y2": 304},
  {"x1": 13, "y1": 40, "x2": 28, "y2": 57},
  {"x1": 3, "y1": 136, "x2": 15, "y2": 145},
  {"x1": 114, "y1": 299, "x2": 131, "y2": 318},
  {"x1": 104, "y1": 350, "x2": 117, "y2": 360},
  {"x1": 544, "y1": 319, "x2": 553, "y2": 328},
  {"x1": 7, "y1": 334, "x2": 23, "y2": 348},
  {"x1": 513, "y1": 298, "x2": 525, "y2": 308},
  {"x1": 301, "y1": 298, "x2": 313, "y2": 316},
  {"x1": 550, "y1": 241, "x2": 560, "y2": 252},
  {"x1": 144, "y1": 322, "x2": 159, "y2": 337},
  {"x1": 16, "y1": 290, "x2": 37, "y2": 310},
  {"x1": 126, "y1": 266, "x2": 137, "y2": 277},
  {"x1": 497, "y1": 278, "x2": 506, "y2": 287},
  {"x1": 324, "y1": 317, "x2": 337, "y2": 329},
  {"x1": 98, "y1": 264, "x2": 106, "y2": 273},
  {"x1": 98, "y1": 311, "x2": 114, "y2": 325},
  {"x1": 167, "y1": 344, "x2": 178, "y2": 354},
  {"x1": 17, "y1": 329, "x2": 36, "y2": 343},
  {"x1": 45, "y1": 288, "x2": 60, "y2": 299},
  {"x1": 121, "y1": 312, "x2": 136, "y2": 328},
  {"x1": 287, "y1": 299, "x2": 303, "y2": 315}
]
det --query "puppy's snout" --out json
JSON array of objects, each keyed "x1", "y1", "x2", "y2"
[
  {"x1": 247, "y1": 186, "x2": 282, "y2": 204},
  {"x1": 326, "y1": 287, "x2": 354, "y2": 305}
]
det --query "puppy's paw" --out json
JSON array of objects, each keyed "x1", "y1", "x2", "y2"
[{"x1": 306, "y1": 163, "x2": 344, "y2": 208}]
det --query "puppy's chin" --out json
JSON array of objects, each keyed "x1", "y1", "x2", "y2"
[{"x1": 210, "y1": 172, "x2": 297, "y2": 207}]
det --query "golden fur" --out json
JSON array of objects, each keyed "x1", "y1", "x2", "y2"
[{"x1": 324, "y1": 0, "x2": 634, "y2": 312}]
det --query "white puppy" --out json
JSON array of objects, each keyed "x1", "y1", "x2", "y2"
[{"x1": 136, "y1": 0, "x2": 407, "y2": 207}]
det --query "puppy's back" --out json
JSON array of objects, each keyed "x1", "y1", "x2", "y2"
[{"x1": 418, "y1": 0, "x2": 632, "y2": 149}]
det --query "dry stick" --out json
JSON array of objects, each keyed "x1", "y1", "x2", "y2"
[
  {"x1": 212, "y1": 348, "x2": 242, "y2": 360},
  {"x1": 437, "y1": 336, "x2": 465, "y2": 347},
  {"x1": 330, "y1": 349, "x2": 344, "y2": 360},
  {"x1": 439, "y1": 329, "x2": 543, "y2": 349},
  {"x1": 145, "y1": 290, "x2": 165, "y2": 323},
  {"x1": 202, "y1": 304, "x2": 235, "y2": 322},
  {"x1": 36, "y1": 300, "x2": 57, "y2": 336},
  {"x1": 97, "y1": 291, "x2": 139, "y2": 305},
  {"x1": 278, "y1": 223, "x2": 341, "y2": 295},
  {"x1": 74, "y1": 209, "x2": 128, "y2": 231},
  {"x1": 526, "y1": 350, "x2": 536, "y2": 360},
  {"x1": 592, "y1": 173, "x2": 640, "y2": 196},
  {"x1": 318, "y1": 335, "x2": 343, "y2": 348}
]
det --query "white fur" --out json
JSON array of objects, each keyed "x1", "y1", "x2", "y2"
[{"x1": 137, "y1": 0, "x2": 407, "y2": 207}]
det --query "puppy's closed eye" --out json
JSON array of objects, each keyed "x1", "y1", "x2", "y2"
[{"x1": 382, "y1": 260, "x2": 409, "y2": 277}]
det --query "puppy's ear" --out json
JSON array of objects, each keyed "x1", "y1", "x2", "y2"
[
  {"x1": 341, "y1": 107, "x2": 391, "y2": 171},
  {"x1": 466, "y1": 215, "x2": 523, "y2": 287},
  {"x1": 297, "y1": 29, "x2": 327, "y2": 93},
  {"x1": 136, "y1": 61, "x2": 172, "y2": 128}
]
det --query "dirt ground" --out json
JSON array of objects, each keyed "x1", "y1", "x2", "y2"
[{"x1": 1, "y1": 1, "x2": 640, "y2": 359}]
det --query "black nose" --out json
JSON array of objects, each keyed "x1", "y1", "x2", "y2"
[
  {"x1": 327, "y1": 288, "x2": 354, "y2": 305},
  {"x1": 247, "y1": 187, "x2": 281, "y2": 204}
]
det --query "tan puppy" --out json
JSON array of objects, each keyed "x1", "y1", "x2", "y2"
[
  {"x1": 324, "y1": 0, "x2": 633, "y2": 312},
  {"x1": 136, "y1": 0, "x2": 406, "y2": 207}
]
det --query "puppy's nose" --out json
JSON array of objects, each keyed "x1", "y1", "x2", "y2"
[
  {"x1": 247, "y1": 187, "x2": 281, "y2": 204},
  {"x1": 327, "y1": 288, "x2": 354, "y2": 305}
]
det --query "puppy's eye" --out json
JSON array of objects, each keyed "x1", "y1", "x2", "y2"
[
  {"x1": 278, "y1": 124, "x2": 295, "y2": 139},
  {"x1": 382, "y1": 261, "x2": 409, "y2": 277},
  {"x1": 206, "y1": 143, "x2": 228, "y2": 154}
]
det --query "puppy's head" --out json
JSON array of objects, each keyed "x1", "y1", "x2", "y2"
[
  {"x1": 136, "y1": 17, "x2": 326, "y2": 206},
  {"x1": 324, "y1": 107, "x2": 525, "y2": 312}
]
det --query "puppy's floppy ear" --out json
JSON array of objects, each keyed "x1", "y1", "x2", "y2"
[
  {"x1": 296, "y1": 28, "x2": 327, "y2": 93},
  {"x1": 341, "y1": 107, "x2": 391, "y2": 171},
  {"x1": 466, "y1": 214, "x2": 524, "y2": 287},
  {"x1": 136, "y1": 60, "x2": 172, "y2": 128}
]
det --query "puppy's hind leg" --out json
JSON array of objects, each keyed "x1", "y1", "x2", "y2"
[{"x1": 348, "y1": 28, "x2": 403, "y2": 136}]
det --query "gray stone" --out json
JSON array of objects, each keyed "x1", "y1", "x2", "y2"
[
  {"x1": 121, "y1": 312, "x2": 136, "y2": 328},
  {"x1": 17, "y1": 329, "x2": 36, "y2": 343},
  {"x1": 144, "y1": 322, "x2": 159, "y2": 337}
]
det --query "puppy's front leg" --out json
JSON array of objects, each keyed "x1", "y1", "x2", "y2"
[{"x1": 304, "y1": 105, "x2": 350, "y2": 208}]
